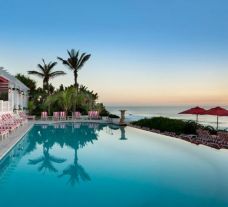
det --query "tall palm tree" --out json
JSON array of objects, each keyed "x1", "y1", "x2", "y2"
[
  {"x1": 28, "y1": 59, "x2": 65, "y2": 91},
  {"x1": 57, "y1": 49, "x2": 91, "y2": 89}
]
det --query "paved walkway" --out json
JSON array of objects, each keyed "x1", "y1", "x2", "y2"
[{"x1": 0, "y1": 122, "x2": 33, "y2": 160}]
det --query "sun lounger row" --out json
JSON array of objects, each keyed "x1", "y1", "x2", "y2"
[
  {"x1": 0, "y1": 112, "x2": 28, "y2": 139},
  {"x1": 41, "y1": 111, "x2": 100, "y2": 120}
]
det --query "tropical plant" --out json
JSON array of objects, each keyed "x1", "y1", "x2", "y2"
[
  {"x1": 79, "y1": 85, "x2": 98, "y2": 110},
  {"x1": 28, "y1": 100, "x2": 36, "y2": 115},
  {"x1": 131, "y1": 117, "x2": 201, "y2": 135},
  {"x1": 57, "y1": 88, "x2": 75, "y2": 112},
  {"x1": 15, "y1": 73, "x2": 37, "y2": 92},
  {"x1": 44, "y1": 86, "x2": 87, "y2": 114},
  {"x1": 57, "y1": 49, "x2": 91, "y2": 89},
  {"x1": 28, "y1": 59, "x2": 65, "y2": 92}
]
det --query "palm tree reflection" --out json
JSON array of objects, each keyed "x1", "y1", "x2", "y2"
[
  {"x1": 25, "y1": 123, "x2": 126, "y2": 185},
  {"x1": 59, "y1": 123, "x2": 100, "y2": 185},
  {"x1": 59, "y1": 148, "x2": 90, "y2": 186},
  {"x1": 28, "y1": 126, "x2": 66, "y2": 173},
  {"x1": 29, "y1": 147, "x2": 66, "y2": 173}
]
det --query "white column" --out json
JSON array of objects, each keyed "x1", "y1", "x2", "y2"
[
  {"x1": 19, "y1": 92, "x2": 22, "y2": 110},
  {"x1": 11, "y1": 90, "x2": 14, "y2": 110},
  {"x1": 14, "y1": 90, "x2": 18, "y2": 110}
]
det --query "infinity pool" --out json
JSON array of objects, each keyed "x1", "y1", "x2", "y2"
[{"x1": 0, "y1": 123, "x2": 228, "y2": 207}]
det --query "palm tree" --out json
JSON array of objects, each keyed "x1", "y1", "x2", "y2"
[
  {"x1": 28, "y1": 59, "x2": 65, "y2": 91},
  {"x1": 57, "y1": 49, "x2": 91, "y2": 89}
]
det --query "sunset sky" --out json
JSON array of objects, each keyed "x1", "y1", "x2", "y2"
[{"x1": 0, "y1": 0, "x2": 227, "y2": 105}]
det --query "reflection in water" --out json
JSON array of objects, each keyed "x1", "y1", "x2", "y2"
[
  {"x1": 59, "y1": 148, "x2": 91, "y2": 186},
  {"x1": 0, "y1": 123, "x2": 125, "y2": 186},
  {"x1": 28, "y1": 148, "x2": 66, "y2": 173},
  {"x1": 119, "y1": 127, "x2": 127, "y2": 140},
  {"x1": 0, "y1": 135, "x2": 30, "y2": 185}
]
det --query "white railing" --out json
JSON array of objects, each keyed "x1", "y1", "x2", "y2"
[{"x1": 0, "y1": 100, "x2": 12, "y2": 113}]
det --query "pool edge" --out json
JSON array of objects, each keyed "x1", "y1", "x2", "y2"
[{"x1": 0, "y1": 123, "x2": 34, "y2": 161}]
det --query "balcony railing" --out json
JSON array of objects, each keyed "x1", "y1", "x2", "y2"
[{"x1": 0, "y1": 100, "x2": 12, "y2": 112}]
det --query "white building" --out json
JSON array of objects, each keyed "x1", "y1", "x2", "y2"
[{"x1": 0, "y1": 67, "x2": 29, "y2": 113}]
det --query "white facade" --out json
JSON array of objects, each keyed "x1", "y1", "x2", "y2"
[{"x1": 0, "y1": 67, "x2": 29, "y2": 113}]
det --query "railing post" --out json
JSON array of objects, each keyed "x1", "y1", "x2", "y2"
[{"x1": 0, "y1": 100, "x2": 3, "y2": 112}]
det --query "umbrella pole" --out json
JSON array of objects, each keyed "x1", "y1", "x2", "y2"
[
  {"x1": 217, "y1": 115, "x2": 219, "y2": 130},
  {"x1": 196, "y1": 114, "x2": 198, "y2": 123}
]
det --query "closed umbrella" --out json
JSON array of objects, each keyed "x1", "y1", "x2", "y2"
[
  {"x1": 179, "y1": 106, "x2": 206, "y2": 122},
  {"x1": 204, "y1": 107, "x2": 228, "y2": 130}
]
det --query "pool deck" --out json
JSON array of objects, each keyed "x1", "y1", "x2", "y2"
[{"x1": 0, "y1": 122, "x2": 34, "y2": 160}]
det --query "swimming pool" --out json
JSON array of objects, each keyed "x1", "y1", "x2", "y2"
[{"x1": 0, "y1": 122, "x2": 228, "y2": 207}]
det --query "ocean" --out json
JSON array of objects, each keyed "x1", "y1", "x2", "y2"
[{"x1": 106, "y1": 106, "x2": 228, "y2": 130}]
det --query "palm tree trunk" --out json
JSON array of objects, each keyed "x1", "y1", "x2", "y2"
[
  {"x1": 43, "y1": 78, "x2": 49, "y2": 93},
  {"x1": 74, "y1": 70, "x2": 78, "y2": 90},
  {"x1": 74, "y1": 148, "x2": 78, "y2": 164},
  {"x1": 43, "y1": 80, "x2": 46, "y2": 91}
]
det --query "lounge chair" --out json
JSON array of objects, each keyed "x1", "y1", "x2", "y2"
[
  {"x1": 60, "y1": 111, "x2": 66, "y2": 120},
  {"x1": 41, "y1": 111, "x2": 48, "y2": 121},
  {"x1": 88, "y1": 111, "x2": 100, "y2": 120},
  {"x1": 0, "y1": 128, "x2": 9, "y2": 139},
  {"x1": 196, "y1": 129, "x2": 222, "y2": 147},
  {"x1": 18, "y1": 111, "x2": 28, "y2": 122},
  {"x1": 72, "y1": 111, "x2": 81, "y2": 120},
  {"x1": 217, "y1": 132, "x2": 228, "y2": 148},
  {"x1": 53, "y1": 112, "x2": 60, "y2": 121}
]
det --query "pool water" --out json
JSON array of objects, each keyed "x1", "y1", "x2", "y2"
[{"x1": 1, "y1": 123, "x2": 228, "y2": 207}]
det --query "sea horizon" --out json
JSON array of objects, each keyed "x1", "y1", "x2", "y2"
[{"x1": 107, "y1": 105, "x2": 228, "y2": 130}]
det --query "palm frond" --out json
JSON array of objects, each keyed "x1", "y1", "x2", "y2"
[
  {"x1": 57, "y1": 57, "x2": 73, "y2": 68},
  {"x1": 37, "y1": 64, "x2": 46, "y2": 73},
  {"x1": 78, "y1": 54, "x2": 91, "y2": 69},
  {"x1": 48, "y1": 61, "x2": 58, "y2": 69},
  {"x1": 28, "y1": 71, "x2": 44, "y2": 77},
  {"x1": 49, "y1": 71, "x2": 66, "y2": 78}
]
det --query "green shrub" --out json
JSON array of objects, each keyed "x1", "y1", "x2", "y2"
[
  {"x1": 108, "y1": 114, "x2": 120, "y2": 118},
  {"x1": 131, "y1": 117, "x2": 201, "y2": 135}
]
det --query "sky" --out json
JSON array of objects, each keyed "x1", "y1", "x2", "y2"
[{"x1": 0, "y1": 0, "x2": 228, "y2": 106}]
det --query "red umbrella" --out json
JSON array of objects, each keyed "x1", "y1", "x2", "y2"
[
  {"x1": 204, "y1": 107, "x2": 228, "y2": 130},
  {"x1": 179, "y1": 106, "x2": 206, "y2": 122}
]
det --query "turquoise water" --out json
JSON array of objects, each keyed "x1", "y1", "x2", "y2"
[{"x1": 1, "y1": 123, "x2": 228, "y2": 207}]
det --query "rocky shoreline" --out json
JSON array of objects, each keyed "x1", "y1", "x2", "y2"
[{"x1": 128, "y1": 123, "x2": 228, "y2": 150}]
